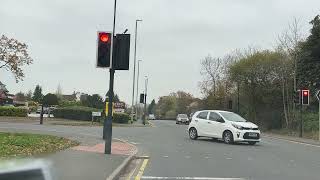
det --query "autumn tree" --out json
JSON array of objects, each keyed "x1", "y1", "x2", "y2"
[{"x1": 0, "y1": 35, "x2": 33, "y2": 82}]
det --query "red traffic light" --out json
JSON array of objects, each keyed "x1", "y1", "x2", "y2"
[
  {"x1": 100, "y1": 33, "x2": 110, "y2": 42},
  {"x1": 303, "y1": 90, "x2": 309, "y2": 96}
]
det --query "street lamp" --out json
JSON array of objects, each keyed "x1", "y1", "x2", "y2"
[
  {"x1": 143, "y1": 76, "x2": 148, "y2": 125},
  {"x1": 131, "y1": 19, "x2": 143, "y2": 123},
  {"x1": 136, "y1": 60, "x2": 142, "y2": 120}
]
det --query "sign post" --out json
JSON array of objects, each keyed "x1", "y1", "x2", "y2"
[{"x1": 316, "y1": 90, "x2": 320, "y2": 141}]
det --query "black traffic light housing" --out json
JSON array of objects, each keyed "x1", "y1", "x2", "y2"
[
  {"x1": 113, "y1": 34, "x2": 130, "y2": 70},
  {"x1": 97, "y1": 32, "x2": 112, "y2": 68},
  {"x1": 301, "y1": 89, "x2": 310, "y2": 105},
  {"x1": 140, "y1": 94, "x2": 145, "y2": 104}
]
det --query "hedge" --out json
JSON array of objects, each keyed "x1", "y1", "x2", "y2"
[
  {"x1": 113, "y1": 113, "x2": 130, "y2": 124},
  {"x1": 53, "y1": 106, "x2": 101, "y2": 121},
  {"x1": 0, "y1": 107, "x2": 28, "y2": 117}
]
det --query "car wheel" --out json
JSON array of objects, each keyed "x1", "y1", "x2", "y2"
[
  {"x1": 248, "y1": 142, "x2": 257, "y2": 145},
  {"x1": 223, "y1": 131, "x2": 234, "y2": 144},
  {"x1": 189, "y1": 128, "x2": 198, "y2": 140},
  {"x1": 176, "y1": 121, "x2": 179, "y2": 124}
]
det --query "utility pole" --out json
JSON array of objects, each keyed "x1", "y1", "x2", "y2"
[
  {"x1": 131, "y1": 19, "x2": 142, "y2": 123},
  {"x1": 103, "y1": 0, "x2": 117, "y2": 154}
]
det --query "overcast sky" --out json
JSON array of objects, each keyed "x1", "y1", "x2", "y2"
[{"x1": 1, "y1": 0, "x2": 319, "y2": 105}]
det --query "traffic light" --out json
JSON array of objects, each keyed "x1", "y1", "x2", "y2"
[
  {"x1": 140, "y1": 94, "x2": 145, "y2": 104},
  {"x1": 301, "y1": 89, "x2": 310, "y2": 105},
  {"x1": 294, "y1": 90, "x2": 301, "y2": 104},
  {"x1": 97, "y1": 32, "x2": 112, "y2": 68},
  {"x1": 113, "y1": 34, "x2": 130, "y2": 70}
]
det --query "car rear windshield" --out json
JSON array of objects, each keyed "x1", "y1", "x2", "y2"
[
  {"x1": 219, "y1": 112, "x2": 247, "y2": 122},
  {"x1": 178, "y1": 114, "x2": 188, "y2": 118}
]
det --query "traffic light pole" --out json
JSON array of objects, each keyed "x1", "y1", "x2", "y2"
[
  {"x1": 103, "y1": 0, "x2": 117, "y2": 154},
  {"x1": 299, "y1": 103, "x2": 303, "y2": 138},
  {"x1": 104, "y1": 69, "x2": 115, "y2": 154}
]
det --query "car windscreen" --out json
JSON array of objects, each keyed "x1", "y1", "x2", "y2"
[
  {"x1": 178, "y1": 114, "x2": 188, "y2": 118},
  {"x1": 219, "y1": 112, "x2": 247, "y2": 122}
]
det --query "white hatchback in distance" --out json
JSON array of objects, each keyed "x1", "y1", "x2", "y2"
[{"x1": 188, "y1": 110, "x2": 261, "y2": 145}]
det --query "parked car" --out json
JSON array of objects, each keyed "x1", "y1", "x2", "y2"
[
  {"x1": 148, "y1": 114, "x2": 156, "y2": 120},
  {"x1": 188, "y1": 110, "x2": 261, "y2": 145},
  {"x1": 176, "y1": 114, "x2": 189, "y2": 124},
  {"x1": 36, "y1": 107, "x2": 50, "y2": 114}
]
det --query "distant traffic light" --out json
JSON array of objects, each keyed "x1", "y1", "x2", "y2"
[
  {"x1": 140, "y1": 94, "x2": 145, "y2": 104},
  {"x1": 294, "y1": 90, "x2": 301, "y2": 104},
  {"x1": 97, "y1": 32, "x2": 112, "y2": 68},
  {"x1": 301, "y1": 89, "x2": 310, "y2": 105}
]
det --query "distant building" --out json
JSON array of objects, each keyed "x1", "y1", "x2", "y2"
[{"x1": 0, "y1": 81, "x2": 13, "y2": 105}]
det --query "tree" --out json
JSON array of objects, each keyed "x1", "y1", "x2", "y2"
[
  {"x1": 32, "y1": 85, "x2": 43, "y2": 103},
  {"x1": 148, "y1": 99, "x2": 156, "y2": 114},
  {"x1": 106, "y1": 91, "x2": 120, "y2": 102},
  {"x1": 26, "y1": 90, "x2": 33, "y2": 101},
  {"x1": 81, "y1": 94, "x2": 104, "y2": 109},
  {"x1": 56, "y1": 84, "x2": 62, "y2": 99},
  {"x1": 297, "y1": 15, "x2": 320, "y2": 93},
  {"x1": 15, "y1": 92, "x2": 26, "y2": 102},
  {"x1": 0, "y1": 35, "x2": 33, "y2": 82},
  {"x1": 42, "y1": 93, "x2": 59, "y2": 106}
]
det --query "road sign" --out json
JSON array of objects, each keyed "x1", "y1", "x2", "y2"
[
  {"x1": 316, "y1": 90, "x2": 320, "y2": 101},
  {"x1": 92, "y1": 112, "x2": 101, "y2": 117}
]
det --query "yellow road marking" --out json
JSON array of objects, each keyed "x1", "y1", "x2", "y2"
[
  {"x1": 135, "y1": 159, "x2": 149, "y2": 180},
  {"x1": 126, "y1": 164, "x2": 138, "y2": 180}
]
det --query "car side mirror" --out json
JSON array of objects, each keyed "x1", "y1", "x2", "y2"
[{"x1": 217, "y1": 118, "x2": 225, "y2": 123}]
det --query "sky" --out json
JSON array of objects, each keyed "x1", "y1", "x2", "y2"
[{"x1": 1, "y1": 0, "x2": 320, "y2": 105}]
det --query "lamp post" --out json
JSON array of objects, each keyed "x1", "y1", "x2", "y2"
[
  {"x1": 131, "y1": 19, "x2": 142, "y2": 123},
  {"x1": 136, "y1": 60, "x2": 142, "y2": 120}
]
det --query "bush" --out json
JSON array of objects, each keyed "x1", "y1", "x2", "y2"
[
  {"x1": 58, "y1": 100, "x2": 81, "y2": 107},
  {"x1": 28, "y1": 106, "x2": 38, "y2": 113},
  {"x1": 113, "y1": 113, "x2": 130, "y2": 124},
  {"x1": 0, "y1": 107, "x2": 28, "y2": 117},
  {"x1": 53, "y1": 106, "x2": 101, "y2": 121},
  {"x1": 303, "y1": 112, "x2": 319, "y2": 132},
  {"x1": 165, "y1": 110, "x2": 177, "y2": 120}
]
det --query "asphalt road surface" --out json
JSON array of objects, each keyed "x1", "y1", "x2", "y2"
[
  {"x1": 1, "y1": 120, "x2": 320, "y2": 180},
  {"x1": 114, "y1": 120, "x2": 320, "y2": 180}
]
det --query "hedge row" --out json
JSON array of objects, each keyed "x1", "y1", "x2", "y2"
[
  {"x1": 0, "y1": 107, "x2": 28, "y2": 117},
  {"x1": 53, "y1": 106, "x2": 101, "y2": 121},
  {"x1": 113, "y1": 113, "x2": 130, "y2": 124}
]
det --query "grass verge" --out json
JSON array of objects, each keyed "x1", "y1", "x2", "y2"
[{"x1": 0, "y1": 132, "x2": 79, "y2": 158}]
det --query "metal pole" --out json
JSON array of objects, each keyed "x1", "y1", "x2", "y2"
[
  {"x1": 40, "y1": 105, "x2": 44, "y2": 125},
  {"x1": 319, "y1": 101, "x2": 320, "y2": 141},
  {"x1": 143, "y1": 77, "x2": 148, "y2": 125},
  {"x1": 103, "y1": 0, "x2": 117, "y2": 154},
  {"x1": 136, "y1": 60, "x2": 142, "y2": 120},
  {"x1": 237, "y1": 82, "x2": 240, "y2": 113},
  {"x1": 299, "y1": 103, "x2": 303, "y2": 138}
]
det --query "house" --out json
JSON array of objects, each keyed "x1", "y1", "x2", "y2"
[{"x1": 0, "y1": 81, "x2": 13, "y2": 105}]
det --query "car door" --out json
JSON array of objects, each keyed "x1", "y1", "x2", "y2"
[
  {"x1": 206, "y1": 112, "x2": 220, "y2": 137},
  {"x1": 194, "y1": 111, "x2": 209, "y2": 136},
  {"x1": 207, "y1": 112, "x2": 225, "y2": 138}
]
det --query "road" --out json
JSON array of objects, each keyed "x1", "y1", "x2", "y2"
[{"x1": 1, "y1": 120, "x2": 320, "y2": 180}]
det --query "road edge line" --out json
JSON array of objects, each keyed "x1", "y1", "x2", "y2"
[
  {"x1": 106, "y1": 138, "x2": 138, "y2": 180},
  {"x1": 263, "y1": 134, "x2": 320, "y2": 147},
  {"x1": 135, "y1": 159, "x2": 149, "y2": 180}
]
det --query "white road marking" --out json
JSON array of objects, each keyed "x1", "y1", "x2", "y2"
[
  {"x1": 263, "y1": 136, "x2": 320, "y2": 148},
  {"x1": 185, "y1": 156, "x2": 191, "y2": 159},
  {"x1": 141, "y1": 176, "x2": 246, "y2": 180},
  {"x1": 162, "y1": 156, "x2": 169, "y2": 158}
]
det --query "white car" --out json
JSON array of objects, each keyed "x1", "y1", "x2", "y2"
[
  {"x1": 176, "y1": 114, "x2": 189, "y2": 124},
  {"x1": 188, "y1": 110, "x2": 261, "y2": 145}
]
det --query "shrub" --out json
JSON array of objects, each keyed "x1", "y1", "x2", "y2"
[
  {"x1": 52, "y1": 106, "x2": 101, "y2": 121},
  {"x1": 165, "y1": 110, "x2": 177, "y2": 120},
  {"x1": 113, "y1": 113, "x2": 130, "y2": 124},
  {"x1": 303, "y1": 112, "x2": 319, "y2": 132},
  {"x1": 58, "y1": 100, "x2": 82, "y2": 107},
  {"x1": 0, "y1": 107, "x2": 28, "y2": 117}
]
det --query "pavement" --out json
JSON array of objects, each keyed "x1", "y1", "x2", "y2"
[
  {"x1": 0, "y1": 122, "x2": 136, "y2": 180},
  {"x1": 1, "y1": 120, "x2": 320, "y2": 180}
]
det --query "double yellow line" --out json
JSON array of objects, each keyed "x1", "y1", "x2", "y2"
[{"x1": 126, "y1": 158, "x2": 149, "y2": 180}]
